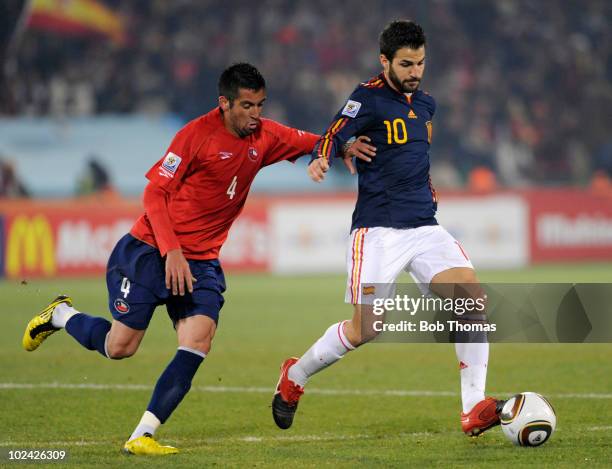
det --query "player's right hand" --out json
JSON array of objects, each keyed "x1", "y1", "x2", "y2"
[
  {"x1": 343, "y1": 135, "x2": 377, "y2": 175},
  {"x1": 308, "y1": 157, "x2": 329, "y2": 182},
  {"x1": 165, "y1": 248, "x2": 197, "y2": 296}
]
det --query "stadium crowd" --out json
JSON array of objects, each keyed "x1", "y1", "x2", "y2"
[{"x1": 3, "y1": 0, "x2": 612, "y2": 188}]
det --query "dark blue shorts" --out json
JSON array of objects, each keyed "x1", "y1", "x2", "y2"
[{"x1": 106, "y1": 234, "x2": 226, "y2": 330}]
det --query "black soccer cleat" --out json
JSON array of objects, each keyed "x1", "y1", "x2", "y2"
[{"x1": 272, "y1": 357, "x2": 304, "y2": 430}]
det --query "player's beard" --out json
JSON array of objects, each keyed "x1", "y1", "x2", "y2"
[
  {"x1": 389, "y1": 66, "x2": 420, "y2": 93},
  {"x1": 232, "y1": 118, "x2": 257, "y2": 138},
  {"x1": 236, "y1": 127, "x2": 253, "y2": 138},
  {"x1": 232, "y1": 112, "x2": 261, "y2": 138}
]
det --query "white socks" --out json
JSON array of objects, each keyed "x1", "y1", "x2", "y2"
[
  {"x1": 51, "y1": 302, "x2": 78, "y2": 328},
  {"x1": 129, "y1": 410, "x2": 161, "y2": 441},
  {"x1": 288, "y1": 321, "x2": 355, "y2": 387},
  {"x1": 287, "y1": 321, "x2": 488, "y2": 414},
  {"x1": 456, "y1": 342, "x2": 489, "y2": 413}
]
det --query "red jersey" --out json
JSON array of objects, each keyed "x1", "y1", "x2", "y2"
[{"x1": 130, "y1": 107, "x2": 320, "y2": 259}]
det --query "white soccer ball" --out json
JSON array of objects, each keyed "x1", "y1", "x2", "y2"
[{"x1": 500, "y1": 392, "x2": 556, "y2": 446}]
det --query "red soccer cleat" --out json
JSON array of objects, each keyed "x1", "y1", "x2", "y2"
[
  {"x1": 271, "y1": 357, "x2": 304, "y2": 429},
  {"x1": 461, "y1": 397, "x2": 505, "y2": 436}
]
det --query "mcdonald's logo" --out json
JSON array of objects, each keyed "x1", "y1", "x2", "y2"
[{"x1": 6, "y1": 215, "x2": 56, "y2": 277}]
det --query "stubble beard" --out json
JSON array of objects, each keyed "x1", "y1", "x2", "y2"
[{"x1": 389, "y1": 67, "x2": 420, "y2": 93}]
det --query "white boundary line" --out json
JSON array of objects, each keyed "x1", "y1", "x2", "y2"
[
  {"x1": 1, "y1": 382, "x2": 611, "y2": 399},
  {"x1": 1, "y1": 427, "x2": 610, "y2": 448},
  {"x1": 0, "y1": 432, "x2": 434, "y2": 448}
]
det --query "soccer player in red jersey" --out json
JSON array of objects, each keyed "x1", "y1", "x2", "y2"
[{"x1": 22, "y1": 63, "x2": 374, "y2": 455}]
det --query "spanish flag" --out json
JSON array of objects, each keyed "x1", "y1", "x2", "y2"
[{"x1": 27, "y1": 0, "x2": 125, "y2": 44}]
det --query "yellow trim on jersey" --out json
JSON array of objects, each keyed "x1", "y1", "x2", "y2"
[
  {"x1": 350, "y1": 228, "x2": 367, "y2": 303},
  {"x1": 320, "y1": 117, "x2": 346, "y2": 160}
]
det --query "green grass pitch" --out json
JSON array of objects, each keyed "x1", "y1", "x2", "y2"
[{"x1": 1, "y1": 263, "x2": 611, "y2": 467}]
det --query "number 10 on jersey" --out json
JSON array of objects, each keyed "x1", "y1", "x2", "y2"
[{"x1": 383, "y1": 119, "x2": 408, "y2": 144}]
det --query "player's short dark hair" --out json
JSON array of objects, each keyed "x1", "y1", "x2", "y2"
[
  {"x1": 218, "y1": 63, "x2": 266, "y2": 104},
  {"x1": 379, "y1": 20, "x2": 426, "y2": 61}
]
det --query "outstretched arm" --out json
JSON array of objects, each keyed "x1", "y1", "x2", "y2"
[{"x1": 308, "y1": 136, "x2": 377, "y2": 182}]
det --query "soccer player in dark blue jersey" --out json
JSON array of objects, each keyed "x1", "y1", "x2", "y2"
[{"x1": 272, "y1": 20, "x2": 504, "y2": 437}]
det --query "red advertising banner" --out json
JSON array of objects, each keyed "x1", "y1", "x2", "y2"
[
  {"x1": 527, "y1": 190, "x2": 612, "y2": 262},
  {"x1": 220, "y1": 203, "x2": 270, "y2": 272},
  {"x1": 0, "y1": 198, "x2": 271, "y2": 279},
  {"x1": 2, "y1": 200, "x2": 141, "y2": 279},
  {"x1": 2, "y1": 189, "x2": 611, "y2": 279}
]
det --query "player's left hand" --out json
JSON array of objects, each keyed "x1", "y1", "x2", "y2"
[
  {"x1": 343, "y1": 136, "x2": 377, "y2": 175},
  {"x1": 165, "y1": 248, "x2": 197, "y2": 296},
  {"x1": 308, "y1": 157, "x2": 329, "y2": 182}
]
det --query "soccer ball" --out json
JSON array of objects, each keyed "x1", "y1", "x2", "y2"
[{"x1": 500, "y1": 392, "x2": 556, "y2": 446}]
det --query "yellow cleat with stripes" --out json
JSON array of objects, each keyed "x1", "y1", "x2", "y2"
[
  {"x1": 123, "y1": 434, "x2": 179, "y2": 455},
  {"x1": 22, "y1": 295, "x2": 72, "y2": 352}
]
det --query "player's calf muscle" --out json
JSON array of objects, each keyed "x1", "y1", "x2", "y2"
[
  {"x1": 176, "y1": 315, "x2": 216, "y2": 354},
  {"x1": 106, "y1": 322, "x2": 144, "y2": 359},
  {"x1": 344, "y1": 305, "x2": 380, "y2": 346},
  {"x1": 106, "y1": 336, "x2": 141, "y2": 359}
]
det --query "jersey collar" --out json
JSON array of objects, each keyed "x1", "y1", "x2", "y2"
[{"x1": 379, "y1": 72, "x2": 420, "y2": 105}]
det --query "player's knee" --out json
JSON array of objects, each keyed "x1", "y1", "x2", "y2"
[
  {"x1": 344, "y1": 305, "x2": 382, "y2": 346},
  {"x1": 453, "y1": 297, "x2": 488, "y2": 321},
  {"x1": 446, "y1": 273, "x2": 488, "y2": 318},
  {"x1": 456, "y1": 269, "x2": 478, "y2": 284},
  {"x1": 343, "y1": 321, "x2": 361, "y2": 347},
  {"x1": 344, "y1": 318, "x2": 377, "y2": 347},
  {"x1": 180, "y1": 337, "x2": 212, "y2": 355},
  {"x1": 454, "y1": 291, "x2": 488, "y2": 321}
]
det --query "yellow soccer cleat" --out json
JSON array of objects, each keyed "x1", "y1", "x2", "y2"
[
  {"x1": 22, "y1": 295, "x2": 72, "y2": 352},
  {"x1": 123, "y1": 434, "x2": 179, "y2": 455}
]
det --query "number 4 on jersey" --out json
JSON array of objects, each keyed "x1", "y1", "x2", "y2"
[{"x1": 227, "y1": 176, "x2": 238, "y2": 199}]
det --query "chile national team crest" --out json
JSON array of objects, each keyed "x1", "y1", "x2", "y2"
[
  {"x1": 114, "y1": 298, "x2": 130, "y2": 314},
  {"x1": 248, "y1": 147, "x2": 258, "y2": 162}
]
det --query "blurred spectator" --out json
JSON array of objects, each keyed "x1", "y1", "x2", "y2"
[
  {"x1": 468, "y1": 166, "x2": 498, "y2": 193},
  {"x1": 0, "y1": 157, "x2": 29, "y2": 198},
  {"x1": 76, "y1": 156, "x2": 117, "y2": 198},
  {"x1": 595, "y1": 142, "x2": 612, "y2": 178},
  {"x1": 590, "y1": 170, "x2": 612, "y2": 196},
  {"x1": 0, "y1": 0, "x2": 29, "y2": 113},
  {"x1": 2, "y1": 0, "x2": 611, "y2": 188}
]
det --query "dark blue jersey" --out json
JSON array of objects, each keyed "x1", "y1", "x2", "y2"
[{"x1": 313, "y1": 73, "x2": 438, "y2": 231}]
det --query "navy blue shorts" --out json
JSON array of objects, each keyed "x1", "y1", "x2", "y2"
[{"x1": 106, "y1": 234, "x2": 226, "y2": 330}]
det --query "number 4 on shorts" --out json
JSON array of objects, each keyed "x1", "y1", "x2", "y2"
[{"x1": 121, "y1": 277, "x2": 131, "y2": 298}]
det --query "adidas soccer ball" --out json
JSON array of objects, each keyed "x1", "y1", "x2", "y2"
[{"x1": 500, "y1": 392, "x2": 556, "y2": 446}]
